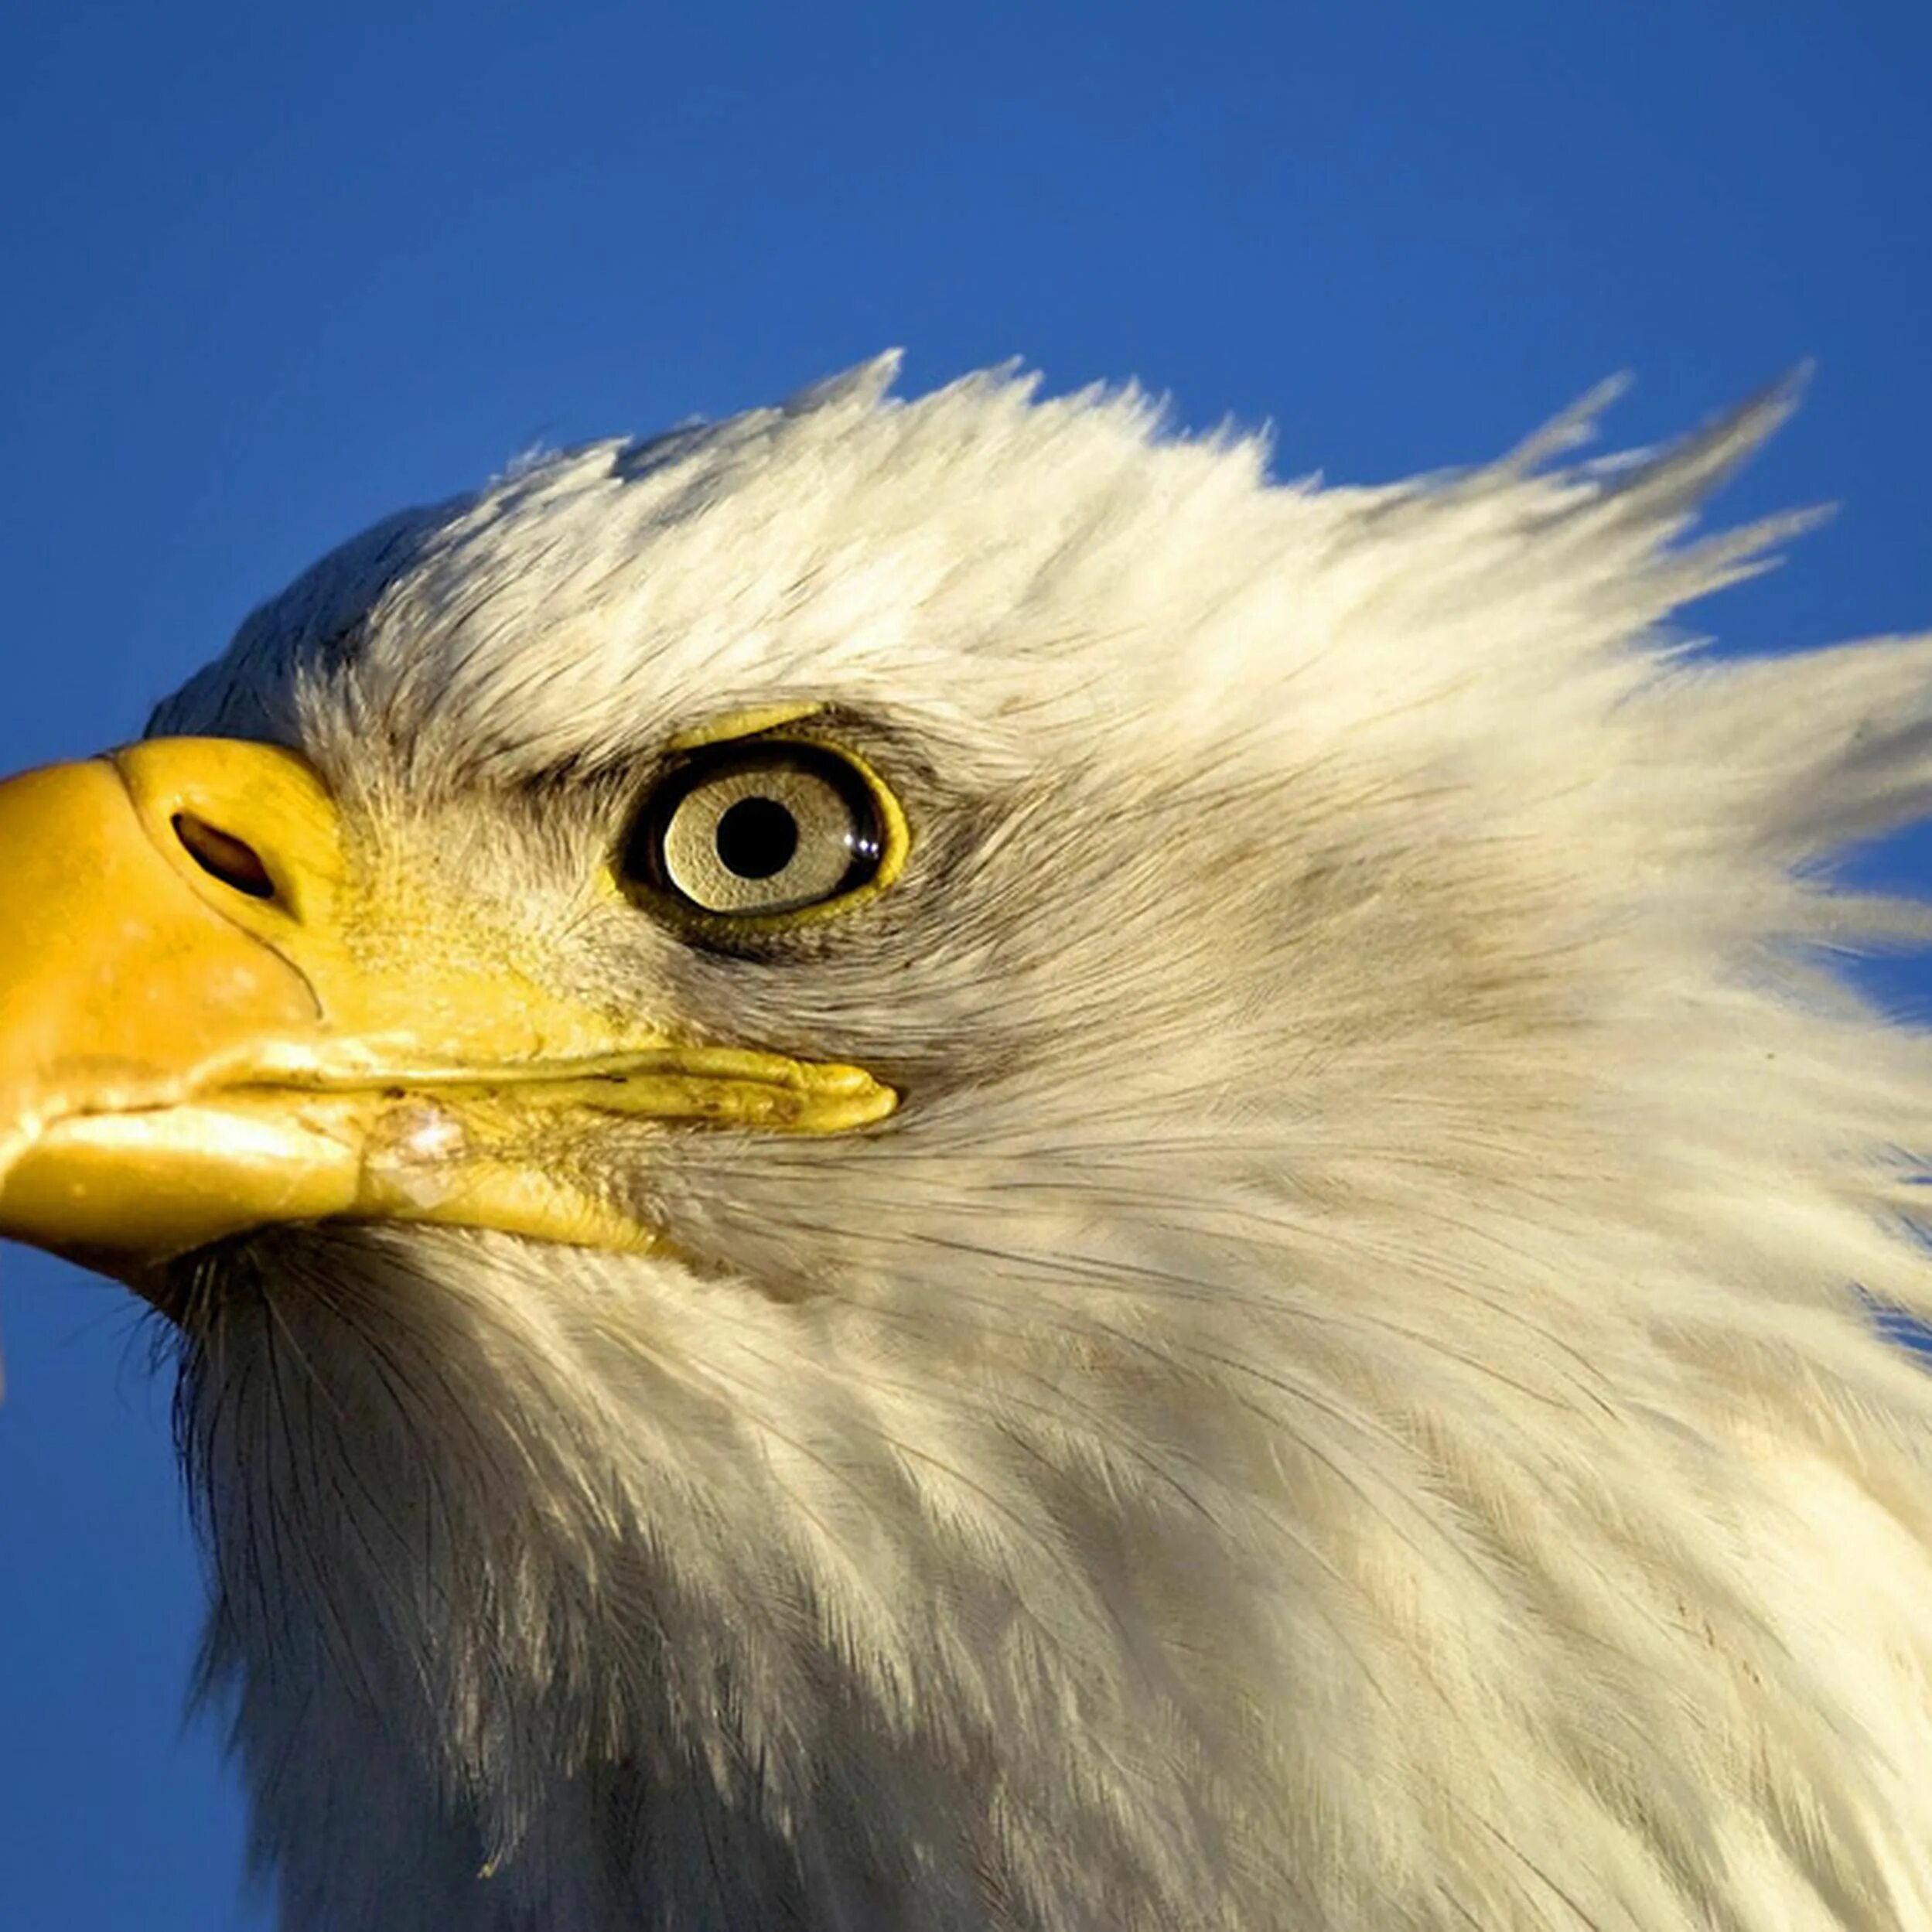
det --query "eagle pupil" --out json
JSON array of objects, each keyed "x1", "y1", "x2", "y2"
[{"x1": 715, "y1": 796, "x2": 799, "y2": 879}]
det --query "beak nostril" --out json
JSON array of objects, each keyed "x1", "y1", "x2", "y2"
[{"x1": 172, "y1": 811, "x2": 277, "y2": 901}]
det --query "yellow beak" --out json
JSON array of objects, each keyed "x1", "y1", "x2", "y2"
[{"x1": 0, "y1": 738, "x2": 894, "y2": 1283}]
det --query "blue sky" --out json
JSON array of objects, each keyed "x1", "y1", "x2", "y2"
[{"x1": 0, "y1": 3, "x2": 1927, "y2": 1926}]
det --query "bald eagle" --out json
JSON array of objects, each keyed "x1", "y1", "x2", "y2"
[{"x1": 3, "y1": 357, "x2": 1932, "y2": 1931}]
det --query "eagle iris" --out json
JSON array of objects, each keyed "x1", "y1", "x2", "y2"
[{"x1": 622, "y1": 739, "x2": 886, "y2": 918}]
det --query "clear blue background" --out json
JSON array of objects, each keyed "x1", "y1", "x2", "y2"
[{"x1": 1, "y1": 4, "x2": 1927, "y2": 1927}]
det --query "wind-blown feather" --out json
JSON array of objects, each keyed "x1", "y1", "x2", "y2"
[{"x1": 148, "y1": 360, "x2": 1932, "y2": 1930}]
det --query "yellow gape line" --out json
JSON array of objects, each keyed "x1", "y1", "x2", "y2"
[{"x1": 0, "y1": 739, "x2": 895, "y2": 1280}]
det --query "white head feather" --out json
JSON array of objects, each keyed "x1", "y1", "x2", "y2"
[{"x1": 148, "y1": 357, "x2": 1932, "y2": 1930}]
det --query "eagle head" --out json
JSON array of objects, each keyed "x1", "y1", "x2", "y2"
[{"x1": 3, "y1": 357, "x2": 1931, "y2": 1930}]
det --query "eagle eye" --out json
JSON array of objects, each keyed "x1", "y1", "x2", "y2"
[{"x1": 619, "y1": 741, "x2": 893, "y2": 920}]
